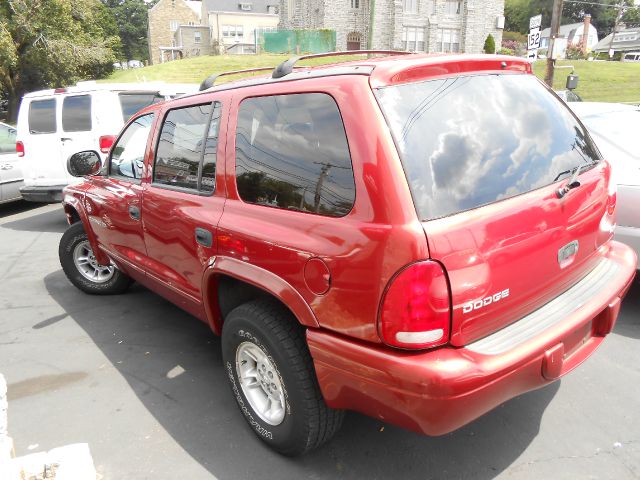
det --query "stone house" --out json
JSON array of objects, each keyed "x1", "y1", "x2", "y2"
[
  {"x1": 202, "y1": 0, "x2": 280, "y2": 54},
  {"x1": 148, "y1": 0, "x2": 205, "y2": 64},
  {"x1": 279, "y1": 0, "x2": 504, "y2": 54}
]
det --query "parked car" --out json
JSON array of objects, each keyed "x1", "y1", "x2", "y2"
[
  {"x1": 568, "y1": 102, "x2": 640, "y2": 261},
  {"x1": 0, "y1": 121, "x2": 23, "y2": 204},
  {"x1": 16, "y1": 82, "x2": 198, "y2": 203},
  {"x1": 58, "y1": 53, "x2": 637, "y2": 455},
  {"x1": 555, "y1": 89, "x2": 583, "y2": 102}
]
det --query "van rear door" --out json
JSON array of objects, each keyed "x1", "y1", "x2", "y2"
[{"x1": 59, "y1": 93, "x2": 97, "y2": 183}]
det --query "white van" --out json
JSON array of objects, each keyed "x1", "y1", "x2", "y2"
[{"x1": 16, "y1": 82, "x2": 197, "y2": 202}]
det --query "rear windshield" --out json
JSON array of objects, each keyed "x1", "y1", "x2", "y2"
[
  {"x1": 375, "y1": 74, "x2": 601, "y2": 220},
  {"x1": 119, "y1": 93, "x2": 163, "y2": 122}
]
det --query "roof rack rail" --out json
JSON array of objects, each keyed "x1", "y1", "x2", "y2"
[
  {"x1": 271, "y1": 50, "x2": 411, "y2": 79},
  {"x1": 199, "y1": 67, "x2": 276, "y2": 91}
]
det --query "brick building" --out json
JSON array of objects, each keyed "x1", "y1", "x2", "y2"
[
  {"x1": 278, "y1": 0, "x2": 505, "y2": 54},
  {"x1": 148, "y1": 0, "x2": 207, "y2": 64}
]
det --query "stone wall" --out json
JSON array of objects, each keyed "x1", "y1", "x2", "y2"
[
  {"x1": 176, "y1": 26, "x2": 213, "y2": 58},
  {"x1": 148, "y1": 0, "x2": 201, "y2": 65}
]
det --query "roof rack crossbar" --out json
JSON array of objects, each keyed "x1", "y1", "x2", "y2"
[
  {"x1": 199, "y1": 66, "x2": 276, "y2": 91},
  {"x1": 271, "y1": 50, "x2": 411, "y2": 79}
]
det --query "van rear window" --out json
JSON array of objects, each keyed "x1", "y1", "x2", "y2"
[
  {"x1": 375, "y1": 74, "x2": 601, "y2": 220},
  {"x1": 28, "y1": 99, "x2": 57, "y2": 134},
  {"x1": 62, "y1": 95, "x2": 92, "y2": 132},
  {"x1": 119, "y1": 93, "x2": 163, "y2": 122}
]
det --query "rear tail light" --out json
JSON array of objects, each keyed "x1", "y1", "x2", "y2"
[
  {"x1": 378, "y1": 260, "x2": 451, "y2": 350},
  {"x1": 16, "y1": 141, "x2": 24, "y2": 157},
  {"x1": 99, "y1": 135, "x2": 116, "y2": 154}
]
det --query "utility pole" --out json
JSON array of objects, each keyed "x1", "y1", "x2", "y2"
[
  {"x1": 544, "y1": 0, "x2": 564, "y2": 87},
  {"x1": 608, "y1": 3, "x2": 625, "y2": 59}
]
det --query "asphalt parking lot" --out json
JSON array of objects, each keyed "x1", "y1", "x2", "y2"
[{"x1": 0, "y1": 201, "x2": 639, "y2": 480}]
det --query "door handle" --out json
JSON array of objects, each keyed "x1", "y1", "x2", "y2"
[
  {"x1": 128, "y1": 205, "x2": 140, "y2": 221},
  {"x1": 195, "y1": 227, "x2": 213, "y2": 248},
  {"x1": 60, "y1": 137, "x2": 72, "y2": 142}
]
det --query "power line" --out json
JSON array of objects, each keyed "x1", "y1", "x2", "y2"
[{"x1": 564, "y1": 0, "x2": 629, "y2": 7}]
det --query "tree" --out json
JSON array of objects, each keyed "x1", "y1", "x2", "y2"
[
  {"x1": 102, "y1": 0, "x2": 150, "y2": 62},
  {"x1": 483, "y1": 34, "x2": 496, "y2": 54},
  {"x1": 0, "y1": 0, "x2": 120, "y2": 121}
]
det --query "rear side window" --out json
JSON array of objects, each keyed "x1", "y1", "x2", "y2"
[
  {"x1": 154, "y1": 102, "x2": 221, "y2": 192},
  {"x1": 28, "y1": 99, "x2": 57, "y2": 134},
  {"x1": 119, "y1": 93, "x2": 164, "y2": 122},
  {"x1": 375, "y1": 74, "x2": 602, "y2": 220},
  {"x1": 235, "y1": 93, "x2": 355, "y2": 217},
  {"x1": 62, "y1": 95, "x2": 92, "y2": 132},
  {"x1": 0, "y1": 124, "x2": 16, "y2": 154}
]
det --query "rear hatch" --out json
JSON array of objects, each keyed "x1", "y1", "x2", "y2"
[{"x1": 375, "y1": 73, "x2": 614, "y2": 346}]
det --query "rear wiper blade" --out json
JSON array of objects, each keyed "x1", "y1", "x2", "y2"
[{"x1": 556, "y1": 164, "x2": 584, "y2": 198}]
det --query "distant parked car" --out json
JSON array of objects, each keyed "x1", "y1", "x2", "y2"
[
  {"x1": 569, "y1": 102, "x2": 640, "y2": 262},
  {"x1": 0, "y1": 121, "x2": 23, "y2": 204},
  {"x1": 127, "y1": 60, "x2": 144, "y2": 68},
  {"x1": 555, "y1": 89, "x2": 583, "y2": 102},
  {"x1": 16, "y1": 81, "x2": 198, "y2": 203}
]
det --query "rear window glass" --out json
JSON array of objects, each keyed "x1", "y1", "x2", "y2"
[
  {"x1": 235, "y1": 93, "x2": 355, "y2": 217},
  {"x1": 119, "y1": 93, "x2": 163, "y2": 122},
  {"x1": 62, "y1": 95, "x2": 92, "y2": 132},
  {"x1": 375, "y1": 74, "x2": 601, "y2": 220},
  {"x1": 28, "y1": 99, "x2": 57, "y2": 134},
  {"x1": 0, "y1": 124, "x2": 16, "y2": 154}
]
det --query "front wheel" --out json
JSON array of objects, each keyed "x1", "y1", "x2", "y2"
[
  {"x1": 221, "y1": 299, "x2": 344, "y2": 456},
  {"x1": 59, "y1": 222, "x2": 132, "y2": 295}
]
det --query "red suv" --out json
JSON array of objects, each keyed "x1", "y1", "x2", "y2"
[{"x1": 59, "y1": 52, "x2": 637, "y2": 455}]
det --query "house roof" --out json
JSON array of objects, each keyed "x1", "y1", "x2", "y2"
[
  {"x1": 203, "y1": 0, "x2": 277, "y2": 14},
  {"x1": 540, "y1": 22, "x2": 593, "y2": 39},
  {"x1": 185, "y1": 0, "x2": 202, "y2": 18},
  {"x1": 592, "y1": 28, "x2": 640, "y2": 52}
]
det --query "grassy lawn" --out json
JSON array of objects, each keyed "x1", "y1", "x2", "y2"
[{"x1": 105, "y1": 54, "x2": 640, "y2": 103}]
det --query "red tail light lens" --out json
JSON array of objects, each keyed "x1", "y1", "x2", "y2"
[
  {"x1": 16, "y1": 141, "x2": 24, "y2": 157},
  {"x1": 99, "y1": 135, "x2": 116, "y2": 154},
  {"x1": 379, "y1": 260, "x2": 451, "y2": 350}
]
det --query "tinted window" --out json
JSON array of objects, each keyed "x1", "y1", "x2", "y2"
[
  {"x1": 202, "y1": 103, "x2": 221, "y2": 192},
  {"x1": 28, "y1": 99, "x2": 57, "y2": 134},
  {"x1": 119, "y1": 93, "x2": 163, "y2": 122},
  {"x1": 235, "y1": 93, "x2": 355, "y2": 217},
  {"x1": 0, "y1": 124, "x2": 16, "y2": 154},
  {"x1": 62, "y1": 95, "x2": 92, "y2": 132},
  {"x1": 110, "y1": 114, "x2": 154, "y2": 180},
  {"x1": 375, "y1": 74, "x2": 601, "y2": 220},
  {"x1": 154, "y1": 103, "x2": 217, "y2": 191}
]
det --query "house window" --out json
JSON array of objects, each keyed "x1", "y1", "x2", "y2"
[
  {"x1": 195, "y1": 31, "x2": 202, "y2": 44},
  {"x1": 222, "y1": 25, "x2": 244, "y2": 39},
  {"x1": 170, "y1": 20, "x2": 179, "y2": 32},
  {"x1": 351, "y1": 0, "x2": 359, "y2": 8},
  {"x1": 444, "y1": 0, "x2": 461, "y2": 15},
  {"x1": 288, "y1": 0, "x2": 295, "y2": 19},
  {"x1": 437, "y1": 28, "x2": 460, "y2": 52},
  {"x1": 402, "y1": 26, "x2": 425, "y2": 51},
  {"x1": 403, "y1": 0, "x2": 417, "y2": 14}
]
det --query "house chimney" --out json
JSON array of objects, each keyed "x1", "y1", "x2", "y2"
[{"x1": 581, "y1": 14, "x2": 591, "y2": 53}]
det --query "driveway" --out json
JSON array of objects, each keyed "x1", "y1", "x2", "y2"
[{"x1": 1, "y1": 203, "x2": 638, "y2": 479}]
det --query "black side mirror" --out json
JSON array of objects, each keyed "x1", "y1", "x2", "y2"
[{"x1": 67, "y1": 151, "x2": 102, "y2": 177}]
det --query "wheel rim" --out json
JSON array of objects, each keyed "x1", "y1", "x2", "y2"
[
  {"x1": 236, "y1": 342, "x2": 286, "y2": 426},
  {"x1": 72, "y1": 241, "x2": 115, "y2": 284}
]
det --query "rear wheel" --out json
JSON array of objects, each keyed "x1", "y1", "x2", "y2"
[
  {"x1": 59, "y1": 222, "x2": 132, "y2": 295},
  {"x1": 222, "y1": 299, "x2": 343, "y2": 456}
]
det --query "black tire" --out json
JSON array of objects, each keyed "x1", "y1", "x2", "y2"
[
  {"x1": 222, "y1": 299, "x2": 344, "y2": 456},
  {"x1": 58, "y1": 222, "x2": 132, "y2": 295}
]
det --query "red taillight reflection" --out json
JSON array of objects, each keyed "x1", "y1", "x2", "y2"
[
  {"x1": 379, "y1": 260, "x2": 451, "y2": 350},
  {"x1": 99, "y1": 135, "x2": 116, "y2": 154},
  {"x1": 16, "y1": 141, "x2": 24, "y2": 157}
]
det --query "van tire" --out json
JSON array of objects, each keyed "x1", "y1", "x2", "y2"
[
  {"x1": 59, "y1": 222, "x2": 132, "y2": 295},
  {"x1": 222, "y1": 299, "x2": 344, "y2": 456}
]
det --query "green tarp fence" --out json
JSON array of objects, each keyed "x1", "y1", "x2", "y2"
[{"x1": 260, "y1": 30, "x2": 336, "y2": 54}]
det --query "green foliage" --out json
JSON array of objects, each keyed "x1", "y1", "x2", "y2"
[
  {"x1": 483, "y1": 34, "x2": 496, "y2": 54},
  {"x1": 498, "y1": 48, "x2": 515, "y2": 56},
  {"x1": 0, "y1": 0, "x2": 119, "y2": 120},
  {"x1": 565, "y1": 45, "x2": 587, "y2": 60},
  {"x1": 102, "y1": 0, "x2": 150, "y2": 61},
  {"x1": 502, "y1": 31, "x2": 527, "y2": 43}
]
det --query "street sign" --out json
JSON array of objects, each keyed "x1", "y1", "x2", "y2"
[
  {"x1": 529, "y1": 14, "x2": 542, "y2": 30},
  {"x1": 527, "y1": 50, "x2": 538, "y2": 62},
  {"x1": 528, "y1": 28, "x2": 541, "y2": 50}
]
